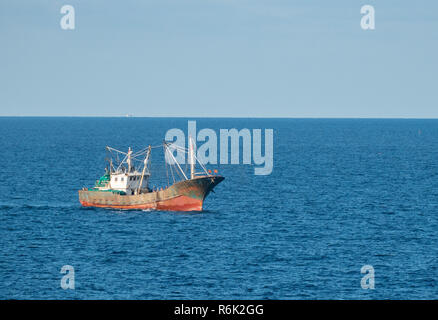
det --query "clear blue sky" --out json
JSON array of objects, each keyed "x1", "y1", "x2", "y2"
[{"x1": 0, "y1": 0, "x2": 437, "y2": 117}]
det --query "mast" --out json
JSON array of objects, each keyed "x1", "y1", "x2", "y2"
[
  {"x1": 137, "y1": 146, "x2": 151, "y2": 194},
  {"x1": 189, "y1": 136, "x2": 195, "y2": 180},
  {"x1": 127, "y1": 147, "x2": 132, "y2": 172}
]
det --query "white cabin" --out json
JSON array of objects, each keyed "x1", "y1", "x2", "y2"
[{"x1": 109, "y1": 172, "x2": 150, "y2": 195}]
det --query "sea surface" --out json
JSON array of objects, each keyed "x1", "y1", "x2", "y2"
[{"x1": 0, "y1": 117, "x2": 437, "y2": 299}]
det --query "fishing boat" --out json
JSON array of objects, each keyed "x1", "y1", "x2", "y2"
[{"x1": 78, "y1": 138, "x2": 224, "y2": 211}]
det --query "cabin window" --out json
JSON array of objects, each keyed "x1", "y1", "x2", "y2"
[
  {"x1": 114, "y1": 178, "x2": 118, "y2": 182},
  {"x1": 121, "y1": 177, "x2": 124, "y2": 182}
]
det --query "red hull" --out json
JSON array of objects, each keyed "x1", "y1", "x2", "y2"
[
  {"x1": 80, "y1": 195, "x2": 203, "y2": 211},
  {"x1": 79, "y1": 175, "x2": 224, "y2": 212}
]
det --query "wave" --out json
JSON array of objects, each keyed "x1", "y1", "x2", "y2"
[{"x1": 0, "y1": 203, "x2": 80, "y2": 211}]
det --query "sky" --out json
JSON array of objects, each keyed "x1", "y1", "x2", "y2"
[{"x1": 0, "y1": 0, "x2": 437, "y2": 117}]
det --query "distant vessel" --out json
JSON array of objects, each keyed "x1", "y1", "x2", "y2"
[{"x1": 78, "y1": 138, "x2": 224, "y2": 211}]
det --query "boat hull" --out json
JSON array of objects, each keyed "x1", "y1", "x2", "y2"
[{"x1": 78, "y1": 175, "x2": 224, "y2": 212}]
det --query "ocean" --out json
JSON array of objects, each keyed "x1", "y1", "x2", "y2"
[{"x1": 0, "y1": 117, "x2": 437, "y2": 299}]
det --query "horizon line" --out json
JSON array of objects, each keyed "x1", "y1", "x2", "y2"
[{"x1": 1, "y1": 115, "x2": 438, "y2": 120}]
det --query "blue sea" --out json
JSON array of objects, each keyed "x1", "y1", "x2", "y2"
[{"x1": 0, "y1": 117, "x2": 437, "y2": 299}]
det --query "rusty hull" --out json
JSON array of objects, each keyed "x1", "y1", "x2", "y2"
[{"x1": 78, "y1": 175, "x2": 224, "y2": 211}]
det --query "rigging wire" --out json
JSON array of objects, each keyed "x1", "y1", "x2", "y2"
[{"x1": 105, "y1": 141, "x2": 210, "y2": 183}]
